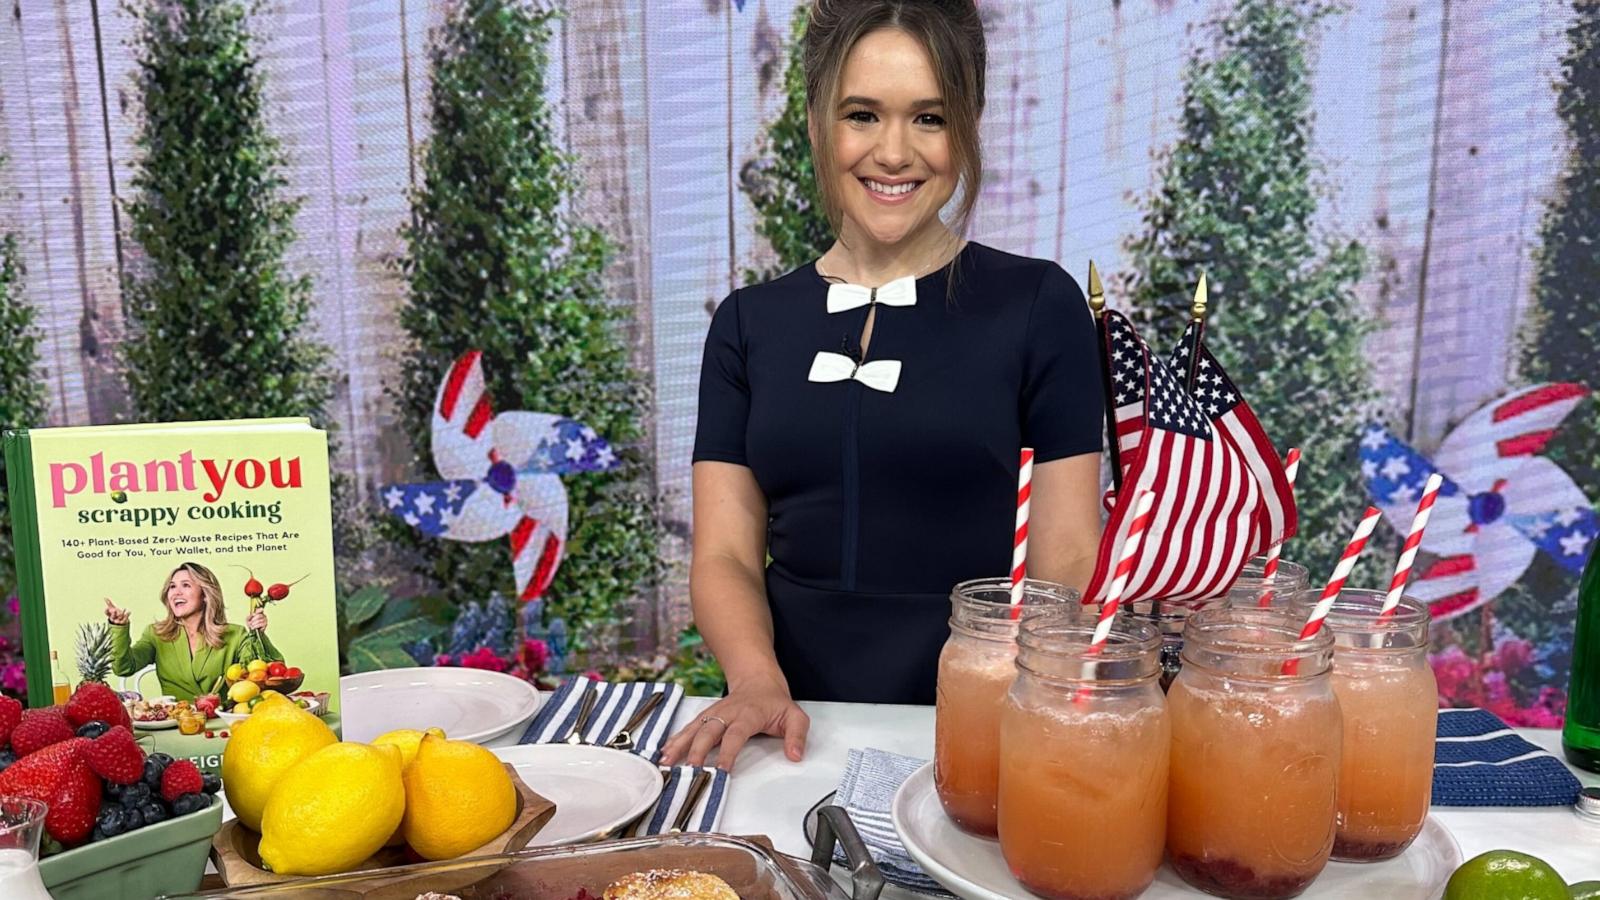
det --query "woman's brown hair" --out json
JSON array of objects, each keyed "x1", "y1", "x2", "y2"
[
  {"x1": 151, "y1": 561, "x2": 230, "y2": 649},
  {"x1": 803, "y1": 0, "x2": 986, "y2": 240}
]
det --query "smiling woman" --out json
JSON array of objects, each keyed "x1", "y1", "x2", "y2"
[
  {"x1": 803, "y1": 2, "x2": 985, "y2": 265},
  {"x1": 105, "y1": 561, "x2": 284, "y2": 701},
  {"x1": 663, "y1": 0, "x2": 1106, "y2": 773}
]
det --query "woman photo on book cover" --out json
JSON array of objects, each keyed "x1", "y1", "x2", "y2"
[{"x1": 102, "y1": 561, "x2": 285, "y2": 701}]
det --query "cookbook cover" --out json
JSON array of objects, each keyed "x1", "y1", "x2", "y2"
[{"x1": 3, "y1": 419, "x2": 341, "y2": 774}]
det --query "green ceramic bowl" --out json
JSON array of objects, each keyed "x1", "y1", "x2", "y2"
[{"x1": 39, "y1": 794, "x2": 223, "y2": 900}]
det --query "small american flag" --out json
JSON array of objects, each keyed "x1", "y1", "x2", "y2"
[{"x1": 1087, "y1": 312, "x2": 1298, "y2": 604}]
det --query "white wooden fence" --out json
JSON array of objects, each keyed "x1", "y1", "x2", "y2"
[{"x1": 0, "y1": 0, "x2": 1585, "y2": 636}]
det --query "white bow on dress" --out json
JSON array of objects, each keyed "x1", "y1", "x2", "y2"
[
  {"x1": 807, "y1": 352, "x2": 902, "y2": 393},
  {"x1": 825, "y1": 275, "x2": 918, "y2": 314}
]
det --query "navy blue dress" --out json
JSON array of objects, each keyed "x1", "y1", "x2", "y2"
[{"x1": 692, "y1": 242, "x2": 1103, "y2": 704}]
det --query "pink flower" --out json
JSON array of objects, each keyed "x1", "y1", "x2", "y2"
[
  {"x1": 1430, "y1": 647, "x2": 1478, "y2": 700},
  {"x1": 0, "y1": 662, "x2": 26, "y2": 697},
  {"x1": 433, "y1": 653, "x2": 455, "y2": 667},
  {"x1": 460, "y1": 646, "x2": 511, "y2": 673},
  {"x1": 1491, "y1": 638, "x2": 1534, "y2": 675},
  {"x1": 582, "y1": 669, "x2": 603, "y2": 682},
  {"x1": 5, "y1": 595, "x2": 17, "y2": 618},
  {"x1": 519, "y1": 639, "x2": 549, "y2": 674},
  {"x1": 1482, "y1": 670, "x2": 1510, "y2": 704}
]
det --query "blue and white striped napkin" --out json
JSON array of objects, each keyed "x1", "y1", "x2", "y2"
[
  {"x1": 833, "y1": 749, "x2": 952, "y2": 897},
  {"x1": 520, "y1": 677, "x2": 730, "y2": 835},
  {"x1": 520, "y1": 676, "x2": 683, "y2": 760},
  {"x1": 626, "y1": 765, "x2": 731, "y2": 836},
  {"x1": 1433, "y1": 707, "x2": 1584, "y2": 806}
]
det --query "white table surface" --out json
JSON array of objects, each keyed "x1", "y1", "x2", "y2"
[{"x1": 671, "y1": 696, "x2": 1600, "y2": 898}]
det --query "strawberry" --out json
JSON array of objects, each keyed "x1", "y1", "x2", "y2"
[
  {"x1": 0, "y1": 695, "x2": 21, "y2": 749},
  {"x1": 0, "y1": 737, "x2": 87, "y2": 803},
  {"x1": 160, "y1": 759, "x2": 203, "y2": 804},
  {"x1": 84, "y1": 726, "x2": 144, "y2": 785},
  {"x1": 12, "y1": 708, "x2": 75, "y2": 757},
  {"x1": 44, "y1": 759, "x2": 101, "y2": 845},
  {"x1": 65, "y1": 682, "x2": 132, "y2": 731}
]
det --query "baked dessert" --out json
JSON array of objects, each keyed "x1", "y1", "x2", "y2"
[{"x1": 602, "y1": 869, "x2": 739, "y2": 900}]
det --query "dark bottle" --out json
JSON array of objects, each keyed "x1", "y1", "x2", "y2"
[{"x1": 1565, "y1": 543, "x2": 1600, "y2": 772}]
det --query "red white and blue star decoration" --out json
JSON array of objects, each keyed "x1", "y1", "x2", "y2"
[
  {"x1": 381, "y1": 350, "x2": 621, "y2": 602},
  {"x1": 1360, "y1": 383, "x2": 1596, "y2": 620}
]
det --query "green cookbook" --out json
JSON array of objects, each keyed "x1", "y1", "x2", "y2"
[{"x1": 3, "y1": 418, "x2": 341, "y2": 773}]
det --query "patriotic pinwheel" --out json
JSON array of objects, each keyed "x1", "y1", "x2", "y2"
[
  {"x1": 381, "y1": 350, "x2": 620, "y2": 602},
  {"x1": 1360, "y1": 383, "x2": 1596, "y2": 620}
]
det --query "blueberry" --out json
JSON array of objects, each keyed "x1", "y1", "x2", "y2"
[
  {"x1": 90, "y1": 827, "x2": 106, "y2": 842},
  {"x1": 142, "y1": 756, "x2": 168, "y2": 788},
  {"x1": 201, "y1": 773, "x2": 222, "y2": 795},
  {"x1": 104, "y1": 780, "x2": 124, "y2": 799},
  {"x1": 171, "y1": 793, "x2": 204, "y2": 816},
  {"x1": 0, "y1": 749, "x2": 16, "y2": 774},
  {"x1": 75, "y1": 721, "x2": 111, "y2": 739},
  {"x1": 140, "y1": 801, "x2": 168, "y2": 826},
  {"x1": 98, "y1": 806, "x2": 127, "y2": 838},
  {"x1": 123, "y1": 807, "x2": 144, "y2": 831},
  {"x1": 147, "y1": 752, "x2": 175, "y2": 767},
  {"x1": 121, "y1": 781, "x2": 151, "y2": 808}
]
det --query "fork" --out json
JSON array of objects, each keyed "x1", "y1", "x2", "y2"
[
  {"x1": 605, "y1": 691, "x2": 667, "y2": 752},
  {"x1": 667, "y1": 769, "x2": 713, "y2": 834},
  {"x1": 562, "y1": 680, "x2": 601, "y2": 745}
]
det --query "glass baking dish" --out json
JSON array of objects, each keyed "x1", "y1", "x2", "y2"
[{"x1": 162, "y1": 807, "x2": 884, "y2": 900}]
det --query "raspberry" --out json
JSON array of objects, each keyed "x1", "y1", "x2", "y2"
[{"x1": 160, "y1": 759, "x2": 204, "y2": 805}]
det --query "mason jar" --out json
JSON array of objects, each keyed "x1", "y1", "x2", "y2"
[
  {"x1": 934, "y1": 578, "x2": 1078, "y2": 837},
  {"x1": 1122, "y1": 597, "x2": 1222, "y2": 692},
  {"x1": 998, "y1": 610, "x2": 1168, "y2": 900},
  {"x1": 1224, "y1": 556, "x2": 1312, "y2": 608},
  {"x1": 1167, "y1": 607, "x2": 1342, "y2": 899},
  {"x1": 1285, "y1": 589, "x2": 1437, "y2": 861}
]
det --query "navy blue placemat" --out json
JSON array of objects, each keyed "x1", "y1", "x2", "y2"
[{"x1": 1433, "y1": 707, "x2": 1584, "y2": 807}]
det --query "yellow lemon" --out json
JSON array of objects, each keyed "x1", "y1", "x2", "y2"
[
  {"x1": 370, "y1": 727, "x2": 448, "y2": 771},
  {"x1": 247, "y1": 659, "x2": 269, "y2": 673},
  {"x1": 255, "y1": 690, "x2": 288, "y2": 705},
  {"x1": 220, "y1": 701, "x2": 336, "y2": 832},
  {"x1": 224, "y1": 663, "x2": 245, "y2": 682},
  {"x1": 258, "y1": 743, "x2": 405, "y2": 876},
  {"x1": 226, "y1": 680, "x2": 260, "y2": 704},
  {"x1": 401, "y1": 734, "x2": 516, "y2": 860},
  {"x1": 370, "y1": 727, "x2": 447, "y2": 847}
]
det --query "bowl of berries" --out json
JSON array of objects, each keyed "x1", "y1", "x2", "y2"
[{"x1": 0, "y1": 683, "x2": 226, "y2": 899}]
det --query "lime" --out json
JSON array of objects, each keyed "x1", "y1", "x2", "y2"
[
  {"x1": 1444, "y1": 850, "x2": 1571, "y2": 900},
  {"x1": 1571, "y1": 881, "x2": 1600, "y2": 900}
]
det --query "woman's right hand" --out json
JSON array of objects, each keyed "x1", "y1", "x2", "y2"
[
  {"x1": 658, "y1": 676, "x2": 809, "y2": 772},
  {"x1": 103, "y1": 597, "x2": 130, "y2": 626}
]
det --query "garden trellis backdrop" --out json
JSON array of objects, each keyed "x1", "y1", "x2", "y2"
[{"x1": 0, "y1": 0, "x2": 1595, "y2": 723}]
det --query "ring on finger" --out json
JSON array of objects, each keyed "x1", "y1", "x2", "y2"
[{"x1": 699, "y1": 715, "x2": 729, "y2": 730}]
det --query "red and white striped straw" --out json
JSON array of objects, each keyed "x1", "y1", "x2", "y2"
[
  {"x1": 1009, "y1": 448, "x2": 1035, "y2": 606},
  {"x1": 1297, "y1": 506, "x2": 1383, "y2": 642},
  {"x1": 1379, "y1": 473, "x2": 1444, "y2": 618},
  {"x1": 1257, "y1": 447, "x2": 1302, "y2": 607},
  {"x1": 1090, "y1": 488, "x2": 1156, "y2": 650}
]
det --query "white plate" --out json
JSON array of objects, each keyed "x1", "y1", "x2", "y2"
[
  {"x1": 491, "y1": 743, "x2": 663, "y2": 845},
  {"x1": 891, "y1": 762, "x2": 1463, "y2": 900},
  {"x1": 131, "y1": 717, "x2": 178, "y2": 731},
  {"x1": 217, "y1": 696, "x2": 321, "y2": 725},
  {"x1": 339, "y1": 667, "x2": 543, "y2": 745}
]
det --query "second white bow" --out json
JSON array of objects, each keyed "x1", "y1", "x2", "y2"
[
  {"x1": 825, "y1": 275, "x2": 918, "y2": 314},
  {"x1": 807, "y1": 351, "x2": 902, "y2": 393}
]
